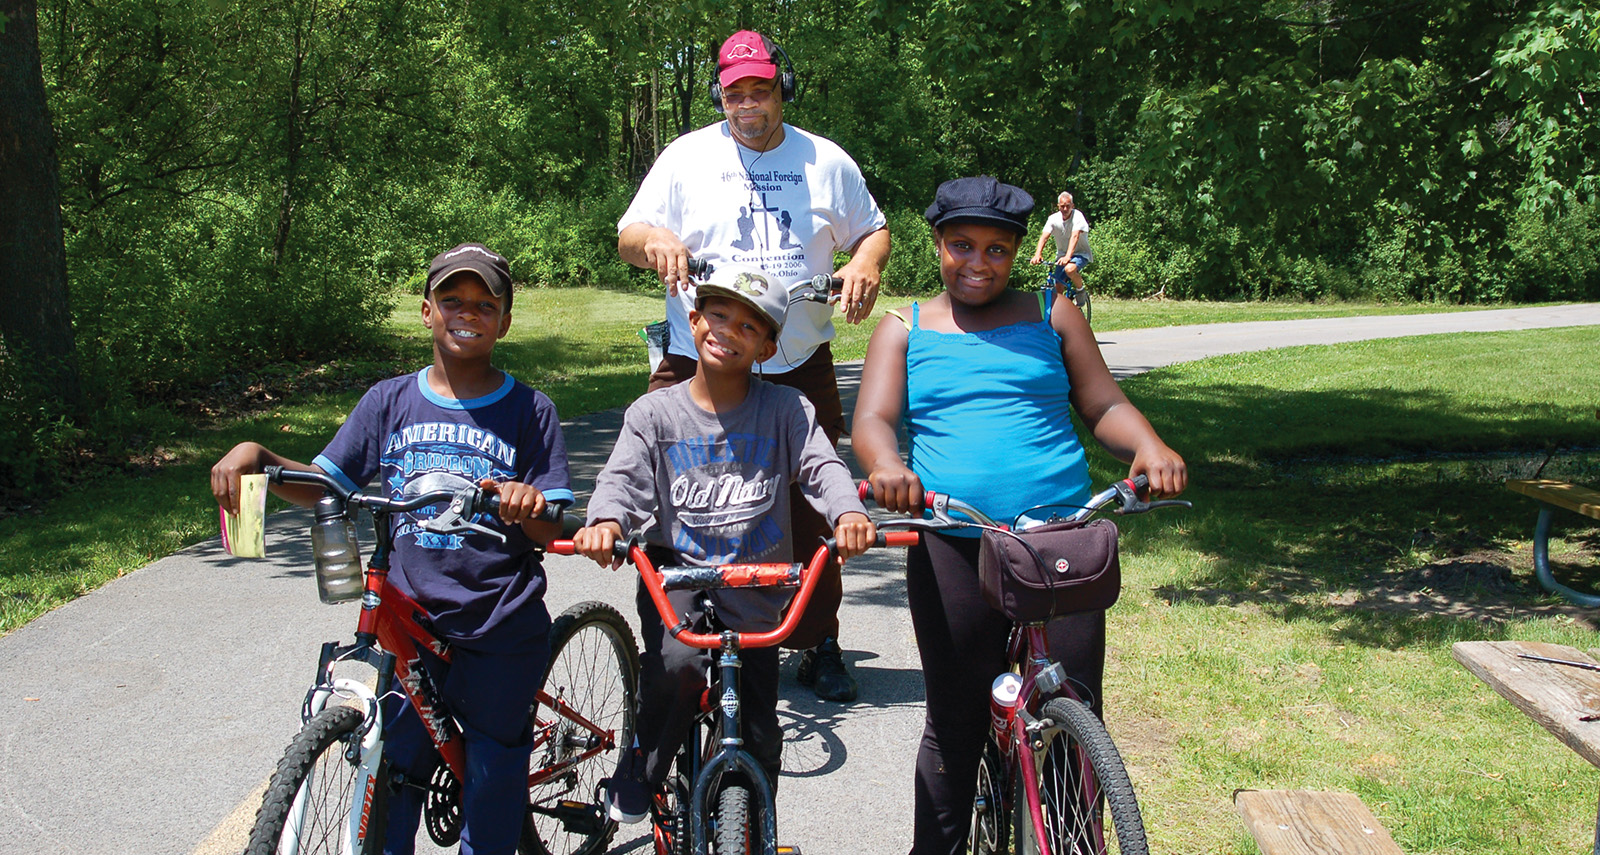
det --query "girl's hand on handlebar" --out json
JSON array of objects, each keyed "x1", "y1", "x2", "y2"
[
  {"x1": 833, "y1": 512, "x2": 876, "y2": 561},
  {"x1": 866, "y1": 465, "x2": 925, "y2": 513},
  {"x1": 573, "y1": 521, "x2": 626, "y2": 570},
  {"x1": 1129, "y1": 443, "x2": 1188, "y2": 499}
]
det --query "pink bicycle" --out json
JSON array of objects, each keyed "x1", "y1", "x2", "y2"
[{"x1": 864, "y1": 475, "x2": 1187, "y2": 855}]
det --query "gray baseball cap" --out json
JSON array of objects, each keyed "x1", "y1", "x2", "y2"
[{"x1": 694, "y1": 264, "x2": 787, "y2": 337}]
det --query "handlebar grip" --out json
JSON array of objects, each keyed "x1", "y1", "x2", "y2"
[
  {"x1": 875, "y1": 531, "x2": 921, "y2": 548},
  {"x1": 686, "y1": 257, "x2": 712, "y2": 277},
  {"x1": 264, "y1": 465, "x2": 283, "y2": 483},
  {"x1": 857, "y1": 479, "x2": 936, "y2": 511}
]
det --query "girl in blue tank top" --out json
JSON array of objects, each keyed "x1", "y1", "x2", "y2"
[{"x1": 851, "y1": 176, "x2": 1187, "y2": 855}]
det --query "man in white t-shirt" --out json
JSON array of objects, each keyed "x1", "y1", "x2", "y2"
[
  {"x1": 1029, "y1": 191, "x2": 1093, "y2": 299},
  {"x1": 617, "y1": 29, "x2": 890, "y2": 702}
]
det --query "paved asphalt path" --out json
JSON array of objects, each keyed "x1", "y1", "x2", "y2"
[{"x1": 3, "y1": 304, "x2": 1597, "y2": 855}]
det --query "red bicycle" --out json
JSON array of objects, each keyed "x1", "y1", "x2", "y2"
[
  {"x1": 864, "y1": 475, "x2": 1186, "y2": 855},
  {"x1": 545, "y1": 531, "x2": 852, "y2": 855},
  {"x1": 244, "y1": 466, "x2": 639, "y2": 855}
]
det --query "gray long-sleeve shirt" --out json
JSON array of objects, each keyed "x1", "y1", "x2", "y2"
[{"x1": 587, "y1": 379, "x2": 865, "y2": 630}]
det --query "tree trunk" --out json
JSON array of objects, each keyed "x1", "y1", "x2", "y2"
[{"x1": 0, "y1": 0, "x2": 82, "y2": 408}]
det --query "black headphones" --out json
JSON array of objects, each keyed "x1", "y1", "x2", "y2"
[{"x1": 709, "y1": 35, "x2": 796, "y2": 113}]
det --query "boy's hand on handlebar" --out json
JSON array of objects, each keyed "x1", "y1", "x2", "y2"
[
  {"x1": 1130, "y1": 444, "x2": 1188, "y2": 498},
  {"x1": 479, "y1": 479, "x2": 546, "y2": 525},
  {"x1": 833, "y1": 512, "x2": 876, "y2": 561},
  {"x1": 834, "y1": 259, "x2": 880, "y2": 325},
  {"x1": 866, "y1": 466, "x2": 925, "y2": 513},
  {"x1": 642, "y1": 228, "x2": 694, "y2": 296},
  {"x1": 573, "y1": 521, "x2": 626, "y2": 570}
]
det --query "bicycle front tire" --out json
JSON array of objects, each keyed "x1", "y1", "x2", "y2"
[
  {"x1": 1018, "y1": 697, "x2": 1147, "y2": 855},
  {"x1": 245, "y1": 704, "x2": 385, "y2": 855},
  {"x1": 712, "y1": 782, "x2": 754, "y2": 855},
  {"x1": 970, "y1": 735, "x2": 1011, "y2": 855},
  {"x1": 521, "y1": 600, "x2": 641, "y2": 855}
]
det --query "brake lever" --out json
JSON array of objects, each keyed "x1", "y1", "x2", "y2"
[
  {"x1": 1110, "y1": 479, "x2": 1192, "y2": 515},
  {"x1": 422, "y1": 489, "x2": 508, "y2": 544}
]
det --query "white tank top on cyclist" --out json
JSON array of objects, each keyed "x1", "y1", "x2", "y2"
[
  {"x1": 1041, "y1": 209, "x2": 1093, "y2": 263},
  {"x1": 619, "y1": 121, "x2": 886, "y2": 372}
]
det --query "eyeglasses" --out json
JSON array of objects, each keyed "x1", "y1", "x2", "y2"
[{"x1": 723, "y1": 85, "x2": 777, "y2": 106}]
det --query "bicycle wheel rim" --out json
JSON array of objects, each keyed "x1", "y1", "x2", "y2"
[
  {"x1": 522, "y1": 601, "x2": 640, "y2": 855},
  {"x1": 1030, "y1": 698, "x2": 1147, "y2": 855}
]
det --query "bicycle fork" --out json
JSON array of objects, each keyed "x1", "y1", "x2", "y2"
[{"x1": 686, "y1": 631, "x2": 779, "y2": 855}]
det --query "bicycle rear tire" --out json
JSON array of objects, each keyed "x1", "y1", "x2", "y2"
[
  {"x1": 245, "y1": 704, "x2": 385, "y2": 855},
  {"x1": 521, "y1": 600, "x2": 641, "y2": 855},
  {"x1": 712, "y1": 782, "x2": 754, "y2": 855},
  {"x1": 1017, "y1": 697, "x2": 1147, "y2": 855}
]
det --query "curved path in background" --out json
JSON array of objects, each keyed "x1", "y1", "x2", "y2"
[{"x1": 1, "y1": 304, "x2": 1596, "y2": 855}]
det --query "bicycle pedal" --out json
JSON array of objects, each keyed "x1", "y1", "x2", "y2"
[{"x1": 776, "y1": 846, "x2": 803, "y2": 855}]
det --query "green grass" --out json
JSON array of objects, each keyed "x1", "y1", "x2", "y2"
[
  {"x1": 2, "y1": 289, "x2": 1596, "y2": 853},
  {"x1": 1084, "y1": 327, "x2": 1600, "y2": 854}
]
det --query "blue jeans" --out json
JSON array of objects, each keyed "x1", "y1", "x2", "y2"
[{"x1": 381, "y1": 640, "x2": 550, "y2": 855}]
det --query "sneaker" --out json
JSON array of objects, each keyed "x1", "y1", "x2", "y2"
[
  {"x1": 796, "y1": 637, "x2": 858, "y2": 702},
  {"x1": 605, "y1": 748, "x2": 649, "y2": 824}
]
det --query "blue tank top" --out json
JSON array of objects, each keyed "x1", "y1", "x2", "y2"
[{"x1": 904, "y1": 300, "x2": 1092, "y2": 534}]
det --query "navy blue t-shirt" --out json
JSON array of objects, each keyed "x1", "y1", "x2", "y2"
[{"x1": 314, "y1": 368, "x2": 574, "y2": 652}]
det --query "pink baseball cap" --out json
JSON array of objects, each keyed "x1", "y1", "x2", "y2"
[{"x1": 717, "y1": 30, "x2": 778, "y2": 88}]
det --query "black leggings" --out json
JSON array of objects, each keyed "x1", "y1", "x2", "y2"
[{"x1": 906, "y1": 532, "x2": 1105, "y2": 855}]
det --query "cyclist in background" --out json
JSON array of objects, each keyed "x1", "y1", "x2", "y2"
[
  {"x1": 615, "y1": 28, "x2": 891, "y2": 702},
  {"x1": 1029, "y1": 190, "x2": 1094, "y2": 301},
  {"x1": 853, "y1": 177, "x2": 1184, "y2": 855},
  {"x1": 211, "y1": 243, "x2": 573, "y2": 855}
]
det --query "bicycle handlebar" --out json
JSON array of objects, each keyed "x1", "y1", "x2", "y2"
[
  {"x1": 544, "y1": 538, "x2": 836, "y2": 650},
  {"x1": 858, "y1": 475, "x2": 1189, "y2": 536},
  {"x1": 263, "y1": 465, "x2": 564, "y2": 543},
  {"x1": 685, "y1": 257, "x2": 844, "y2": 306}
]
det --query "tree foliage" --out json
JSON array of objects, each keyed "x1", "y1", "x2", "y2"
[{"x1": 2, "y1": 0, "x2": 1596, "y2": 495}]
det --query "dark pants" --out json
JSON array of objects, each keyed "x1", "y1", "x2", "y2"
[
  {"x1": 645, "y1": 344, "x2": 845, "y2": 650},
  {"x1": 380, "y1": 641, "x2": 549, "y2": 855},
  {"x1": 631, "y1": 571, "x2": 783, "y2": 790},
  {"x1": 906, "y1": 533, "x2": 1105, "y2": 855}
]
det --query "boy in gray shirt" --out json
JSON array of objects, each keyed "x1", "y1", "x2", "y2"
[{"x1": 573, "y1": 264, "x2": 874, "y2": 823}]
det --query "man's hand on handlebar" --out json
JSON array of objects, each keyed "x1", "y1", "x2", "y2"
[
  {"x1": 573, "y1": 521, "x2": 627, "y2": 570},
  {"x1": 865, "y1": 465, "x2": 925, "y2": 514},
  {"x1": 641, "y1": 228, "x2": 695, "y2": 296},
  {"x1": 834, "y1": 257, "x2": 881, "y2": 326},
  {"x1": 833, "y1": 512, "x2": 877, "y2": 561}
]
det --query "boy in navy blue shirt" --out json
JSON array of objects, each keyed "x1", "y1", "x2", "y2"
[{"x1": 212, "y1": 243, "x2": 573, "y2": 855}]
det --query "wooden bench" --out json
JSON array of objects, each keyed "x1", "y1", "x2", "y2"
[
  {"x1": 1235, "y1": 790, "x2": 1404, "y2": 855},
  {"x1": 1506, "y1": 479, "x2": 1600, "y2": 607}
]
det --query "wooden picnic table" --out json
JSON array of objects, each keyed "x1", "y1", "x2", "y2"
[
  {"x1": 1506, "y1": 479, "x2": 1600, "y2": 607},
  {"x1": 1452, "y1": 640, "x2": 1600, "y2": 853}
]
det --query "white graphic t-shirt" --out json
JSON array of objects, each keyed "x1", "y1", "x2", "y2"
[{"x1": 620, "y1": 122, "x2": 887, "y2": 371}]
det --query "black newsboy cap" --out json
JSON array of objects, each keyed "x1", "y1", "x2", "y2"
[{"x1": 923, "y1": 176, "x2": 1035, "y2": 234}]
